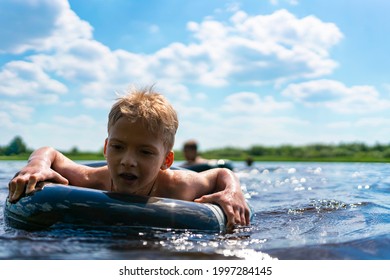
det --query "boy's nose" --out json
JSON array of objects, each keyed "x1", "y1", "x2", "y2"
[{"x1": 120, "y1": 151, "x2": 137, "y2": 167}]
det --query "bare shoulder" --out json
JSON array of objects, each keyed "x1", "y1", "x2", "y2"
[{"x1": 154, "y1": 169, "x2": 210, "y2": 201}]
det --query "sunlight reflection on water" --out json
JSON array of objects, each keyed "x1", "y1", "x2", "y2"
[{"x1": 1, "y1": 160, "x2": 390, "y2": 259}]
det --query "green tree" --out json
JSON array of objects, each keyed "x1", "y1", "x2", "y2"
[
  {"x1": 70, "y1": 146, "x2": 80, "y2": 154},
  {"x1": 248, "y1": 145, "x2": 267, "y2": 156},
  {"x1": 5, "y1": 136, "x2": 28, "y2": 155}
]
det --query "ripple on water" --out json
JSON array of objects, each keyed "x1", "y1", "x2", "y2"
[{"x1": 2, "y1": 161, "x2": 390, "y2": 259}]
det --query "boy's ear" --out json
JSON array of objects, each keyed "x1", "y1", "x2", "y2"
[
  {"x1": 103, "y1": 138, "x2": 108, "y2": 158},
  {"x1": 161, "y1": 151, "x2": 174, "y2": 170}
]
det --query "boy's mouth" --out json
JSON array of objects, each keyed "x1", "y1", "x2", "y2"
[{"x1": 119, "y1": 172, "x2": 138, "y2": 182}]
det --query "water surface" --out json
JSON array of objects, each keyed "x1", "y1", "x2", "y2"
[{"x1": 1, "y1": 160, "x2": 390, "y2": 259}]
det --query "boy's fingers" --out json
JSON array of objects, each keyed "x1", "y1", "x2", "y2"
[
  {"x1": 194, "y1": 194, "x2": 250, "y2": 227},
  {"x1": 220, "y1": 203, "x2": 247, "y2": 227},
  {"x1": 8, "y1": 181, "x2": 15, "y2": 202},
  {"x1": 8, "y1": 169, "x2": 69, "y2": 203},
  {"x1": 226, "y1": 222, "x2": 234, "y2": 232},
  {"x1": 25, "y1": 176, "x2": 38, "y2": 195},
  {"x1": 229, "y1": 206, "x2": 251, "y2": 228},
  {"x1": 11, "y1": 184, "x2": 26, "y2": 202},
  {"x1": 25, "y1": 171, "x2": 68, "y2": 195},
  {"x1": 240, "y1": 209, "x2": 247, "y2": 226},
  {"x1": 52, "y1": 171, "x2": 69, "y2": 185},
  {"x1": 235, "y1": 207, "x2": 245, "y2": 226},
  {"x1": 194, "y1": 193, "x2": 215, "y2": 203},
  {"x1": 8, "y1": 176, "x2": 27, "y2": 202},
  {"x1": 237, "y1": 206, "x2": 250, "y2": 226},
  {"x1": 245, "y1": 208, "x2": 250, "y2": 225},
  {"x1": 195, "y1": 195, "x2": 236, "y2": 227}
]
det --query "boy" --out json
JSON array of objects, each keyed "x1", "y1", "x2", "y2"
[
  {"x1": 181, "y1": 139, "x2": 209, "y2": 167},
  {"x1": 8, "y1": 87, "x2": 250, "y2": 230}
]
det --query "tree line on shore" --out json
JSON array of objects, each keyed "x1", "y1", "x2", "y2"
[
  {"x1": 197, "y1": 142, "x2": 390, "y2": 162},
  {"x1": 0, "y1": 136, "x2": 32, "y2": 156},
  {"x1": 2, "y1": 136, "x2": 390, "y2": 162}
]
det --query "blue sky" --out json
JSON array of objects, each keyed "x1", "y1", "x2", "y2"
[{"x1": 1, "y1": 0, "x2": 390, "y2": 152}]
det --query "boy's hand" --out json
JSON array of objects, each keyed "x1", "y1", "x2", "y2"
[
  {"x1": 195, "y1": 188, "x2": 250, "y2": 231},
  {"x1": 8, "y1": 165, "x2": 68, "y2": 203}
]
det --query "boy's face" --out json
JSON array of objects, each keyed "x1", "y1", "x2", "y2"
[
  {"x1": 104, "y1": 117, "x2": 173, "y2": 195},
  {"x1": 183, "y1": 147, "x2": 197, "y2": 161}
]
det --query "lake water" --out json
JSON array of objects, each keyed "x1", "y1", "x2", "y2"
[{"x1": 1, "y1": 160, "x2": 390, "y2": 260}]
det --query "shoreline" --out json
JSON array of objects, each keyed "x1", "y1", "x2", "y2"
[{"x1": 2, "y1": 155, "x2": 390, "y2": 163}]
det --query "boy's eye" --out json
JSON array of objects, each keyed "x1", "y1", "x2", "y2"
[
  {"x1": 141, "y1": 150, "x2": 154, "y2": 155},
  {"x1": 111, "y1": 144, "x2": 123, "y2": 150}
]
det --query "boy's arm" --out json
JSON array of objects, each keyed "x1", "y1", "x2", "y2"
[
  {"x1": 163, "y1": 168, "x2": 250, "y2": 230},
  {"x1": 8, "y1": 147, "x2": 108, "y2": 202},
  {"x1": 194, "y1": 168, "x2": 250, "y2": 230}
]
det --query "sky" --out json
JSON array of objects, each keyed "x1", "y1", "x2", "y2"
[{"x1": 1, "y1": 0, "x2": 390, "y2": 152}]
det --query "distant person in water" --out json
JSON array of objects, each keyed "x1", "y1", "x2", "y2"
[
  {"x1": 245, "y1": 156, "x2": 254, "y2": 167},
  {"x1": 181, "y1": 140, "x2": 235, "y2": 172},
  {"x1": 181, "y1": 140, "x2": 208, "y2": 168}
]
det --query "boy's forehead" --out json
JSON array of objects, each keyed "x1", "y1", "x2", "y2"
[
  {"x1": 110, "y1": 117, "x2": 147, "y2": 132},
  {"x1": 109, "y1": 118, "x2": 165, "y2": 145}
]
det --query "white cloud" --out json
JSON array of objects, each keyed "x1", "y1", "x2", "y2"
[
  {"x1": 195, "y1": 92, "x2": 208, "y2": 100},
  {"x1": 282, "y1": 79, "x2": 346, "y2": 104},
  {"x1": 0, "y1": 60, "x2": 67, "y2": 100},
  {"x1": 0, "y1": 101, "x2": 34, "y2": 120},
  {"x1": 324, "y1": 118, "x2": 390, "y2": 145},
  {"x1": 327, "y1": 121, "x2": 352, "y2": 129},
  {"x1": 181, "y1": 9, "x2": 342, "y2": 86},
  {"x1": 15, "y1": 115, "x2": 105, "y2": 150},
  {"x1": 174, "y1": 103, "x2": 220, "y2": 125},
  {"x1": 31, "y1": 39, "x2": 116, "y2": 83},
  {"x1": 25, "y1": 119, "x2": 106, "y2": 151},
  {"x1": 222, "y1": 92, "x2": 292, "y2": 114},
  {"x1": 0, "y1": 1, "x2": 352, "y2": 150},
  {"x1": 384, "y1": 83, "x2": 390, "y2": 91},
  {"x1": 326, "y1": 118, "x2": 390, "y2": 130},
  {"x1": 149, "y1": 24, "x2": 160, "y2": 34},
  {"x1": 0, "y1": 3, "x2": 345, "y2": 110},
  {"x1": 270, "y1": 0, "x2": 299, "y2": 6},
  {"x1": 0, "y1": 0, "x2": 62, "y2": 53},
  {"x1": 0, "y1": 0, "x2": 92, "y2": 54},
  {"x1": 53, "y1": 115, "x2": 97, "y2": 127},
  {"x1": 82, "y1": 97, "x2": 113, "y2": 109},
  {"x1": 355, "y1": 118, "x2": 390, "y2": 127},
  {"x1": 0, "y1": 111, "x2": 14, "y2": 129},
  {"x1": 116, "y1": 8, "x2": 342, "y2": 89},
  {"x1": 282, "y1": 79, "x2": 390, "y2": 114},
  {"x1": 176, "y1": 113, "x2": 310, "y2": 149}
]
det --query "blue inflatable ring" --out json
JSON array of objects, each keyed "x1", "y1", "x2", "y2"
[
  {"x1": 182, "y1": 159, "x2": 234, "y2": 172},
  {"x1": 4, "y1": 184, "x2": 228, "y2": 233}
]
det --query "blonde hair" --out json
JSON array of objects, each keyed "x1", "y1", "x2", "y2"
[{"x1": 108, "y1": 86, "x2": 178, "y2": 151}]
